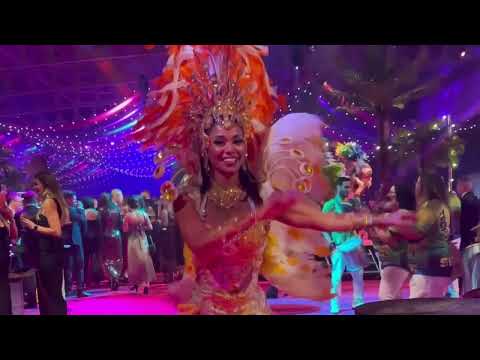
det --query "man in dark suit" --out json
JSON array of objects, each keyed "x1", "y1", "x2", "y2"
[
  {"x1": 455, "y1": 176, "x2": 480, "y2": 294},
  {"x1": 64, "y1": 191, "x2": 89, "y2": 298},
  {"x1": 456, "y1": 176, "x2": 480, "y2": 252}
]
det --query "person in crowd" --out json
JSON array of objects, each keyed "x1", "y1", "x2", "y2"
[
  {"x1": 20, "y1": 172, "x2": 69, "y2": 315},
  {"x1": 137, "y1": 194, "x2": 157, "y2": 265},
  {"x1": 157, "y1": 199, "x2": 177, "y2": 283},
  {"x1": 456, "y1": 176, "x2": 480, "y2": 252},
  {"x1": 0, "y1": 191, "x2": 15, "y2": 315},
  {"x1": 15, "y1": 191, "x2": 40, "y2": 308},
  {"x1": 141, "y1": 191, "x2": 158, "y2": 220},
  {"x1": 81, "y1": 197, "x2": 103, "y2": 288},
  {"x1": 98, "y1": 192, "x2": 123, "y2": 291},
  {"x1": 172, "y1": 206, "x2": 184, "y2": 279},
  {"x1": 111, "y1": 188, "x2": 128, "y2": 282},
  {"x1": 140, "y1": 190, "x2": 152, "y2": 207},
  {"x1": 158, "y1": 200, "x2": 169, "y2": 230},
  {"x1": 369, "y1": 185, "x2": 411, "y2": 300},
  {"x1": 123, "y1": 196, "x2": 156, "y2": 294},
  {"x1": 111, "y1": 189, "x2": 126, "y2": 212},
  {"x1": 8, "y1": 192, "x2": 26, "y2": 273},
  {"x1": 395, "y1": 173, "x2": 453, "y2": 298},
  {"x1": 148, "y1": 198, "x2": 162, "y2": 272},
  {"x1": 323, "y1": 177, "x2": 366, "y2": 313},
  {"x1": 446, "y1": 191, "x2": 462, "y2": 297},
  {"x1": 137, "y1": 195, "x2": 147, "y2": 213},
  {"x1": 455, "y1": 176, "x2": 480, "y2": 294},
  {"x1": 7, "y1": 192, "x2": 23, "y2": 216},
  {"x1": 63, "y1": 191, "x2": 89, "y2": 298}
]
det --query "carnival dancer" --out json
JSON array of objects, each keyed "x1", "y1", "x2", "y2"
[{"x1": 133, "y1": 45, "x2": 415, "y2": 315}]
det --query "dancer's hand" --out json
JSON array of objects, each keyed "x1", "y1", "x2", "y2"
[
  {"x1": 260, "y1": 191, "x2": 300, "y2": 222},
  {"x1": 376, "y1": 210, "x2": 423, "y2": 242},
  {"x1": 378, "y1": 209, "x2": 417, "y2": 228}
]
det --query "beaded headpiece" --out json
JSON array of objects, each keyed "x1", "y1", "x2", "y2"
[{"x1": 133, "y1": 45, "x2": 285, "y2": 187}]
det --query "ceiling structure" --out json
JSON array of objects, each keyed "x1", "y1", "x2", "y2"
[{"x1": 0, "y1": 45, "x2": 479, "y2": 196}]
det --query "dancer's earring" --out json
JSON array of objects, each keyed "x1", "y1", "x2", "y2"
[{"x1": 242, "y1": 154, "x2": 248, "y2": 172}]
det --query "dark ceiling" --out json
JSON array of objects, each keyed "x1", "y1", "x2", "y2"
[{"x1": 0, "y1": 45, "x2": 479, "y2": 196}]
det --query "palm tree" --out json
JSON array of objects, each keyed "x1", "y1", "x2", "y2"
[{"x1": 321, "y1": 45, "x2": 478, "y2": 197}]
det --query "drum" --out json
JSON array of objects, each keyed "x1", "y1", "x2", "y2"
[
  {"x1": 462, "y1": 243, "x2": 480, "y2": 294},
  {"x1": 355, "y1": 298, "x2": 480, "y2": 315}
]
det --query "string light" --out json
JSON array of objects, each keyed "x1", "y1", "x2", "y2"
[
  {"x1": 0, "y1": 91, "x2": 157, "y2": 192},
  {"x1": 287, "y1": 63, "x2": 480, "y2": 168},
  {"x1": 2, "y1": 47, "x2": 478, "y2": 193},
  {"x1": 287, "y1": 71, "x2": 375, "y2": 150}
]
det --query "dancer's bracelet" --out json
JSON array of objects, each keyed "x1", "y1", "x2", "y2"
[{"x1": 350, "y1": 213, "x2": 373, "y2": 230}]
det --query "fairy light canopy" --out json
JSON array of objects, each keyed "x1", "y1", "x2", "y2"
[{"x1": 0, "y1": 45, "x2": 479, "y2": 196}]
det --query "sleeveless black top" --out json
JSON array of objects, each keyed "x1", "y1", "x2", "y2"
[
  {"x1": 33, "y1": 198, "x2": 65, "y2": 254},
  {"x1": 0, "y1": 226, "x2": 8, "y2": 256}
]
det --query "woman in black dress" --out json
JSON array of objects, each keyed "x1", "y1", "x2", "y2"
[
  {"x1": 0, "y1": 192, "x2": 14, "y2": 315},
  {"x1": 21, "y1": 172, "x2": 69, "y2": 315},
  {"x1": 81, "y1": 197, "x2": 103, "y2": 287},
  {"x1": 156, "y1": 201, "x2": 177, "y2": 283}
]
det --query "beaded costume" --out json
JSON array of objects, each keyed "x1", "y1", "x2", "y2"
[{"x1": 135, "y1": 46, "x2": 333, "y2": 314}]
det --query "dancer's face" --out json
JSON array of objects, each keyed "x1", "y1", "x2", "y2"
[
  {"x1": 207, "y1": 125, "x2": 246, "y2": 178},
  {"x1": 32, "y1": 179, "x2": 45, "y2": 195}
]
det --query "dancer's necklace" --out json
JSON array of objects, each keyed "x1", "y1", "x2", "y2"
[{"x1": 207, "y1": 182, "x2": 246, "y2": 209}]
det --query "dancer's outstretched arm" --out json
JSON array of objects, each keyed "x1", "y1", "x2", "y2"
[{"x1": 274, "y1": 193, "x2": 415, "y2": 233}]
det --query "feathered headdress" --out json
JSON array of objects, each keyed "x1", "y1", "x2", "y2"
[
  {"x1": 133, "y1": 45, "x2": 286, "y2": 186},
  {"x1": 333, "y1": 141, "x2": 372, "y2": 198},
  {"x1": 335, "y1": 142, "x2": 368, "y2": 162}
]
